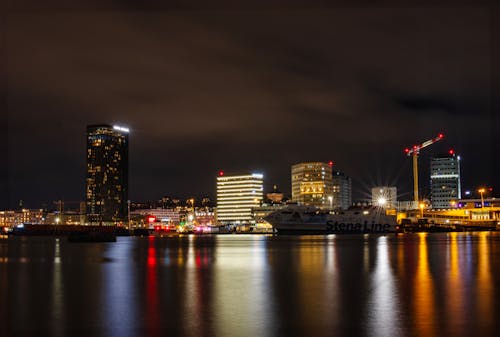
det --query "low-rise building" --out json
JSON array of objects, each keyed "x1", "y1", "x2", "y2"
[{"x1": 0, "y1": 209, "x2": 44, "y2": 227}]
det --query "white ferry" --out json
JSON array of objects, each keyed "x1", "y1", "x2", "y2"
[{"x1": 264, "y1": 205, "x2": 399, "y2": 234}]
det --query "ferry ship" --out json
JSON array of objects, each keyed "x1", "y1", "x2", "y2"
[{"x1": 264, "y1": 205, "x2": 399, "y2": 234}]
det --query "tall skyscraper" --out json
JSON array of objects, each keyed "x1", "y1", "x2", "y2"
[
  {"x1": 291, "y1": 162, "x2": 333, "y2": 208},
  {"x1": 86, "y1": 124, "x2": 129, "y2": 223},
  {"x1": 332, "y1": 171, "x2": 352, "y2": 210},
  {"x1": 216, "y1": 173, "x2": 264, "y2": 224},
  {"x1": 430, "y1": 153, "x2": 461, "y2": 209}
]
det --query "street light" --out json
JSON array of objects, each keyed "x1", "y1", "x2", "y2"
[
  {"x1": 478, "y1": 188, "x2": 485, "y2": 208},
  {"x1": 419, "y1": 203, "x2": 425, "y2": 218}
]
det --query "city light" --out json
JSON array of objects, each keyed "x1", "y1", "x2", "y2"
[
  {"x1": 419, "y1": 203, "x2": 425, "y2": 218},
  {"x1": 377, "y1": 197, "x2": 387, "y2": 206},
  {"x1": 478, "y1": 188, "x2": 486, "y2": 208},
  {"x1": 113, "y1": 125, "x2": 130, "y2": 133}
]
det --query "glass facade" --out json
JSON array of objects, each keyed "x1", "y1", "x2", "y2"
[
  {"x1": 332, "y1": 171, "x2": 352, "y2": 210},
  {"x1": 291, "y1": 162, "x2": 333, "y2": 208},
  {"x1": 430, "y1": 154, "x2": 461, "y2": 209},
  {"x1": 86, "y1": 124, "x2": 128, "y2": 223}
]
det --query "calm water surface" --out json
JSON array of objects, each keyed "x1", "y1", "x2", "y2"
[{"x1": 0, "y1": 233, "x2": 499, "y2": 337}]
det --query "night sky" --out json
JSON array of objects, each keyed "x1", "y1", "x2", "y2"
[{"x1": 2, "y1": 1, "x2": 499, "y2": 209}]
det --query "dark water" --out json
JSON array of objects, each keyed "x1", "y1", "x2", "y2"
[{"x1": 0, "y1": 233, "x2": 499, "y2": 337}]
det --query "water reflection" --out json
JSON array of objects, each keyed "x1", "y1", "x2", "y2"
[
  {"x1": 446, "y1": 233, "x2": 464, "y2": 336},
  {"x1": 367, "y1": 236, "x2": 401, "y2": 337},
  {"x1": 213, "y1": 235, "x2": 274, "y2": 337},
  {"x1": 101, "y1": 239, "x2": 139, "y2": 337},
  {"x1": 322, "y1": 236, "x2": 339, "y2": 332},
  {"x1": 477, "y1": 232, "x2": 493, "y2": 335},
  {"x1": 146, "y1": 236, "x2": 159, "y2": 337},
  {"x1": 183, "y1": 235, "x2": 216, "y2": 337},
  {"x1": 414, "y1": 233, "x2": 436, "y2": 337},
  {"x1": 0, "y1": 233, "x2": 499, "y2": 337},
  {"x1": 50, "y1": 238, "x2": 64, "y2": 337}
]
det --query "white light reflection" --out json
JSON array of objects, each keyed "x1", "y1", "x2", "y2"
[
  {"x1": 367, "y1": 236, "x2": 401, "y2": 337},
  {"x1": 102, "y1": 239, "x2": 137, "y2": 337},
  {"x1": 213, "y1": 235, "x2": 273, "y2": 337},
  {"x1": 183, "y1": 234, "x2": 201, "y2": 332},
  {"x1": 50, "y1": 238, "x2": 64, "y2": 337},
  {"x1": 323, "y1": 235, "x2": 339, "y2": 329}
]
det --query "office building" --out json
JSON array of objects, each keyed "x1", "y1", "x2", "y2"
[
  {"x1": 430, "y1": 153, "x2": 461, "y2": 209},
  {"x1": 86, "y1": 124, "x2": 129, "y2": 223},
  {"x1": 291, "y1": 162, "x2": 333, "y2": 208},
  {"x1": 216, "y1": 173, "x2": 264, "y2": 224},
  {"x1": 371, "y1": 186, "x2": 397, "y2": 208},
  {"x1": 332, "y1": 171, "x2": 352, "y2": 210}
]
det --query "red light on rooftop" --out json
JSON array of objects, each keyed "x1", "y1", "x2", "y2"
[
  {"x1": 449, "y1": 149, "x2": 454, "y2": 155},
  {"x1": 438, "y1": 133, "x2": 444, "y2": 138},
  {"x1": 328, "y1": 160, "x2": 333, "y2": 167},
  {"x1": 404, "y1": 148, "x2": 410, "y2": 153},
  {"x1": 218, "y1": 171, "x2": 224, "y2": 176}
]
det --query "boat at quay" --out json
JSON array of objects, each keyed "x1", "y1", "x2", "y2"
[{"x1": 264, "y1": 205, "x2": 399, "y2": 234}]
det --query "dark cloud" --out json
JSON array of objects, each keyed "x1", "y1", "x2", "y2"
[{"x1": 3, "y1": 1, "x2": 499, "y2": 208}]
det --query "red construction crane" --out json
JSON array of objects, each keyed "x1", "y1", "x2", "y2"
[{"x1": 404, "y1": 133, "x2": 444, "y2": 204}]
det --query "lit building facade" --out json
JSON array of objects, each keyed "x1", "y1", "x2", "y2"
[
  {"x1": 371, "y1": 186, "x2": 397, "y2": 208},
  {"x1": 266, "y1": 185, "x2": 284, "y2": 204},
  {"x1": 0, "y1": 209, "x2": 44, "y2": 227},
  {"x1": 332, "y1": 171, "x2": 352, "y2": 210},
  {"x1": 216, "y1": 173, "x2": 264, "y2": 224},
  {"x1": 430, "y1": 153, "x2": 461, "y2": 209},
  {"x1": 86, "y1": 124, "x2": 129, "y2": 223},
  {"x1": 291, "y1": 162, "x2": 333, "y2": 208},
  {"x1": 131, "y1": 208, "x2": 181, "y2": 224}
]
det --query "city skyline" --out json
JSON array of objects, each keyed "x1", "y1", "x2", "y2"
[
  {"x1": 2, "y1": 1, "x2": 499, "y2": 209},
  {"x1": 1, "y1": 121, "x2": 496, "y2": 209}
]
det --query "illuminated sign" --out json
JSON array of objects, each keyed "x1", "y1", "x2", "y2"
[{"x1": 147, "y1": 215, "x2": 157, "y2": 223}]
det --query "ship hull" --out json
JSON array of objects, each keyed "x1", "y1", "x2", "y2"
[{"x1": 273, "y1": 222, "x2": 398, "y2": 235}]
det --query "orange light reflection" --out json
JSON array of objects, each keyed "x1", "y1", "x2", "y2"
[
  {"x1": 414, "y1": 233, "x2": 435, "y2": 337},
  {"x1": 477, "y1": 232, "x2": 492, "y2": 333}
]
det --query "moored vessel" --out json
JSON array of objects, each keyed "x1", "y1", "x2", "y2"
[{"x1": 264, "y1": 205, "x2": 398, "y2": 234}]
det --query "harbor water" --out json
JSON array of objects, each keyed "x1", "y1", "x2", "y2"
[{"x1": 0, "y1": 232, "x2": 499, "y2": 337}]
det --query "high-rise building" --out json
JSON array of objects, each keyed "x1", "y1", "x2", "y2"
[
  {"x1": 332, "y1": 171, "x2": 352, "y2": 210},
  {"x1": 371, "y1": 186, "x2": 397, "y2": 208},
  {"x1": 216, "y1": 173, "x2": 264, "y2": 224},
  {"x1": 86, "y1": 124, "x2": 129, "y2": 223},
  {"x1": 291, "y1": 162, "x2": 333, "y2": 208},
  {"x1": 430, "y1": 153, "x2": 461, "y2": 209}
]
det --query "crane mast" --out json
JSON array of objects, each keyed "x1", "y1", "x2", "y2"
[{"x1": 404, "y1": 133, "x2": 444, "y2": 205}]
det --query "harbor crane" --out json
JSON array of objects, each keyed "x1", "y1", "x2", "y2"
[{"x1": 404, "y1": 133, "x2": 444, "y2": 204}]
